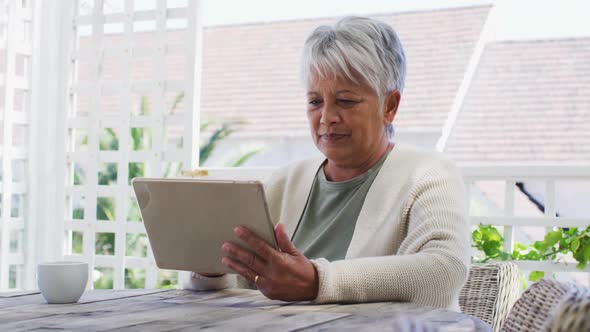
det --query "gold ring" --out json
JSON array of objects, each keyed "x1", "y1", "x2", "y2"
[{"x1": 254, "y1": 275, "x2": 259, "y2": 284}]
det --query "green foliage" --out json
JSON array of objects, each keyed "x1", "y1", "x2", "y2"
[
  {"x1": 127, "y1": 197, "x2": 142, "y2": 222},
  {"x1": 126, "y1": 233, "x2": 148, "y2": 257},
  {"x1": 169, "y1": 92, "x2": 184, "y2": 113},
  {"x1": 131, "y1": 127, "x2": 151, "y2": 150},
  {"x1": 529, "y1": 270, "x2": 545, "y2": 282},
  {"x1": 140, "y1": 96, "x2": 150, "y2": 115},
  {"x1": 94, "y1": 267, "x2": 114, "y2": 289},
  {"x1": 472, "y1": 225, "x2": 506, "y2": 262},
  {"x1": 128, "y1": 162, "x2": 145, "y2": 184},
  {"x1": 95, "y1": 233, "x2": 115, "y2": 255},
  {"x1": 125, "y1": 269, "x2": 145, "y2": 288},
  {"x1": 98, "y1": 163, "x2": 117, "y2": 185},
  {"x1": 73, "y1": 163, "x2": 85, "y2": 185},
  {"x1": 8, "y1": 266, "x2": 16, "y2": 288},
  {"x1": 472, "y1": 224, "x2": 590, "y2": 281},
  {"x1": 72, "y1": 232, "x2": 83, "y2": 254},
  {"x1": 100, "y1": 128, "x2": 119, "y2": 150},
  {"x1": 73, "y1": 205, "x2": 84, "y2": 219},
  {"x1": 96, "y1": 197, "x2": 115, "y2": 221},
  {"x1": 162, "y1": 162, "x2": 182, "y2": 178},
  {"x1": 227, "y1": 149, "x2": 263, "y2": 167},
  {"x1": 156, "y1": 270, "x2": 178, "y2": 289},
  {"x1": 199, "y1": 123, "x2": 233, "y2": 163}
]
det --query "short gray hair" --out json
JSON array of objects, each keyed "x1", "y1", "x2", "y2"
[{"x1": 301, "y1": 16, "x2": 406, "y2": 139}]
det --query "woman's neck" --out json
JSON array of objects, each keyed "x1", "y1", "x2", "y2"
[{"x1": 324, "y1": 141, "x2": 394, "y2": 182}]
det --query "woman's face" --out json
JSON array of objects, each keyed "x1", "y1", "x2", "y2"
[{"x1": 306, "y1": 73, "x2": 397, "y2": 166}]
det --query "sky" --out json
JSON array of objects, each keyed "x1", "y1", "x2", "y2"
[{"x1": 200, "y1": 0, "x2": 590, "y2": 40}]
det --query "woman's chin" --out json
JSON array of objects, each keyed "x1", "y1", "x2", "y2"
[{"x1": 319, "y1": 147, "x2": 352, "y2": 162}]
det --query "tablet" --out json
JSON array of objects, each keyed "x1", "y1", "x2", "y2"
[{"x1": 132, "y1": 178, "x2": 278, "y2": 274}]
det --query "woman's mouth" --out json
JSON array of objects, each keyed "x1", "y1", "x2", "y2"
[{"x1": 319, "y1": 133, "x2": 350, "y2": 142}]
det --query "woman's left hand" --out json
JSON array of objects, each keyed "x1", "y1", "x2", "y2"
[{"x1": 221, "y1": 223, "x2": 319, "y2": 302}]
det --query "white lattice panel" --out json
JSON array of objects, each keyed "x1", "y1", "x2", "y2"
[
  {"x1": 63, "y1": 0, "x2": 200, "y2": 289},
  {"x1": 0, "y1": 0, "x2": 33, "y2": 291}
]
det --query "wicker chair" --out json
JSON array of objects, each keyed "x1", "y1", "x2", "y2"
[
  {"x1": 501, "y1": 278, "x2": 590, "y2": 332},
  {"x1": 545, "y1": 283, "x2": 590, "y2": 332},
  {"x1": 459, "y1": 262, "x2": 520, "y2": 332}
]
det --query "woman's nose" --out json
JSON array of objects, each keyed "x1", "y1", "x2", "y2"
[{"x1": 320, "y1": 103, "x2": 340, "y2": 124}]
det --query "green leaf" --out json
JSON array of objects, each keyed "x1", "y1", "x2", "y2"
[
  {"x1": 472, "y1": 230, "x2": 482, "y2": 243},
  {"x1": 529, "y1": 271, "x2": 544, "y2": 282},
  {"x1": 99, "y1": 128, "x2": 119, "y2": 151},
  {"x1": 571, "y1": 238, "x2": 580, "y2": 252},
  {"x1": 482, "y1": 227, "x2": 503, "y2": 242},
  {"x1": 131, "y1": 127, "x2": 144, "y2": 150},
  {"x1": 199, "y1": 123, "x2": 233, "y2": 165},
  {"x1": 200, "y1": 121, "x2": 211, "y2": 131},
  {"x1": 227, "y1": 149, "x2": 262, "y2": 167},
  {"x1": 544, "y1": 230, "x2": 562, "y2": 247},
  {"x1": 482, "y1": 240, "x2": 501, "y2": 257},
  {"x1": 533, "y1": 241, "x2": 547, "y2": 251},
  {"x1": 524, "y1": 251, "x2": 541, "y2": 260},
  {"x1": 140, "y1": 96, "x2": 150, "y2": 115},
  {"x1": 519, "y1": 274, "x2": 528, "y2": 290},
  {"x1": 574, "y1": 249, "x2": 586, "y2": 263},
  {"x1": 584, "y1": 245, "x2": 590, "y2": 262},
  {"x1": 169, "y1": 92, "x2": 185, "y2": 113},
  {"x1": 514, "y1": 243, "x2": 527, "y2": 251}
]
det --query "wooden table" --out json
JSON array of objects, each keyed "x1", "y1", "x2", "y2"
[{"x1": 0, "y1": 288, "x2": 491, "y2": 331}]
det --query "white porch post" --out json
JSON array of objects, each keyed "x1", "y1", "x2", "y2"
[{"x1": 26, "y1": 0, "x2": 76, "y2": 289}]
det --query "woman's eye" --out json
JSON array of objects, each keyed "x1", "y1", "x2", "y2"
[
  {"x1": 338, "y1": 99, "x2": 357, "y2": 106},
  {"x1": 308, "y1": 100, "x2": 321, "y2": 106}
]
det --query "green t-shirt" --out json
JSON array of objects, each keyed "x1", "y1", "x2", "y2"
[{"x1": 292, "y1": 152, "x2": 390, "y2": 261}]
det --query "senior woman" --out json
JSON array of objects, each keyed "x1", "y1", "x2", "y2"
[{"x1": 183, "y1": 16, "x2": 470, "y2": 311}]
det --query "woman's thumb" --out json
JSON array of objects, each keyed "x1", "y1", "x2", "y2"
[{"x1": 275, "y1": 223, "x2": 298, "y2": 254}]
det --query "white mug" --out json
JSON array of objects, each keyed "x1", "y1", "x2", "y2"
[{"x1": 37, "y1": 261, "x2": 88, "y2": 304}]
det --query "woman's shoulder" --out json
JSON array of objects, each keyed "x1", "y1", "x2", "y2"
[
  {"x1": 385, "y1": 143, "x2": 461, "y2": 180},
  {"x1": 392, "y1": 143, "x2": 454, "y2": 163}
]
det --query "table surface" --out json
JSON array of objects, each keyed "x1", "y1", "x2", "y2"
[{"x1": 0, "y1": 288, "x2": 491, "y2": 331}]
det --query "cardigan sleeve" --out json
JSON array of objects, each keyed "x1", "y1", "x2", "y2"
[{"x1": 310, "y1": 159, "x2": 470, "y2": 310}]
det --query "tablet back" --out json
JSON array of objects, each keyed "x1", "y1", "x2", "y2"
[{"x1": 132, "y1": 178, "x2": 277, "y2": 274}]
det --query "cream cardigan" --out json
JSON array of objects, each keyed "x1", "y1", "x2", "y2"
[{"x1": 182, "y1": 144, "x2": 470, "y2": 311}]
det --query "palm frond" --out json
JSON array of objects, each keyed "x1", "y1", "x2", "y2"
[
  {"x1": 140, "y1": 96, "x2": 150, "y2": 115},
  {"x1": 199, "y1": 123, "x2": 233, "y2": 165},
  {"x1": 169, "y1": 92, "x2": 185, "y2": 114},
  {"x1": 227, "y1": 149, "x2": 262, "y2": 167},
  {"x1": 200, "y1": 121, "x2": 211, "y2": 131}
]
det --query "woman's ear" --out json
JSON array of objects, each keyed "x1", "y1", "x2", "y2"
[{"x1": 383, "y1": 90, "x2": 401, "y2": 124}]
